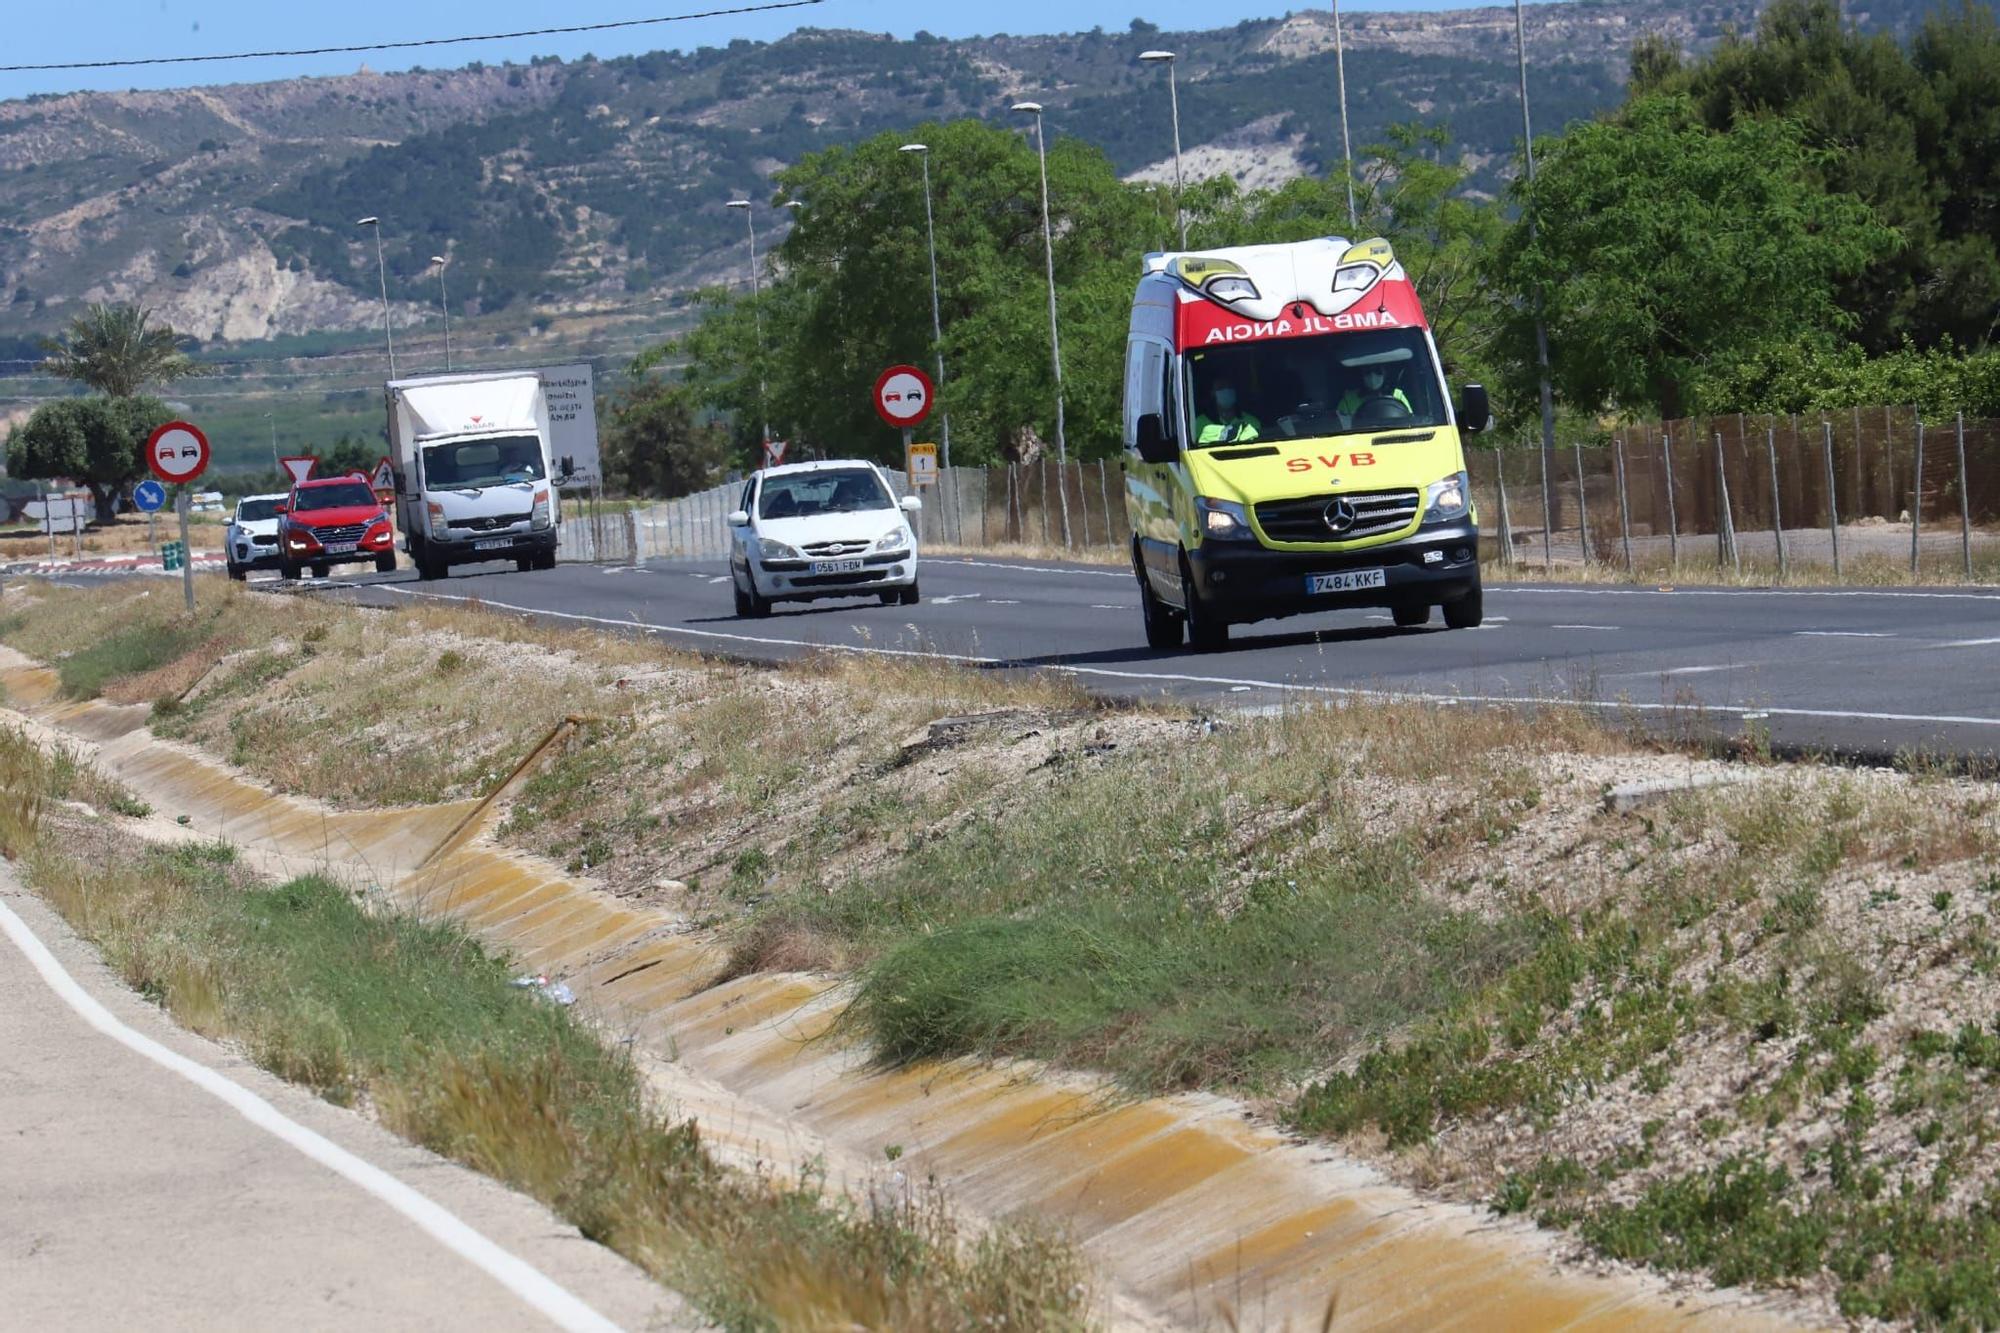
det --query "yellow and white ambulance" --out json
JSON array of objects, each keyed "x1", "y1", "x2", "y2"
[{"x1": 1123, "y1": 236, "x2": 1488, "y2": 650}]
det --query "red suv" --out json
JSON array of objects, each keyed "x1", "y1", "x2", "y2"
[{"x1": 278, "y1": 475, "x2": 397, "y2": 581}]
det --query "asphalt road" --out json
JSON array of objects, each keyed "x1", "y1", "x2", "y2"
[
  {"x1": 263, "y1": 551, "x2": 2000, "y2": 762},
  {"x1": 0, "y1": 864, "x2": 687, "y2": 1333}
]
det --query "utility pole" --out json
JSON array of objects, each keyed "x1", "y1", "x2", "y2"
[{"x1": 1333, "y1": 0, "x2": 1357, "y2": 228}]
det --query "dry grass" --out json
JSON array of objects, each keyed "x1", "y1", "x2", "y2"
[
  {"x1": 1488, "y1": 545, "x2": 2000, "y2": 588},
  {"x1": 2, "y1": 735, "x2": 1094, "y2": 1332}
]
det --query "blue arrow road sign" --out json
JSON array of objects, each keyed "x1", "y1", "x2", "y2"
[{"x1": 133, "y1": 479, "x2": 167, "y2": 513}]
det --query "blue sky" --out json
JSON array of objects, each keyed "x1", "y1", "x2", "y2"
[{"x1": 2, "y1": 0, "x2": 1556, "y2": 99}]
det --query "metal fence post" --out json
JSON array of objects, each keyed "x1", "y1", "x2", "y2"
[
  {"x1": 1099, "y1": 461, "x2": 1116, "y2": 547},
  {"x1": 1715, "y1": 431, "x2": 1739, "y2": 576},
  {"x1": 1039, "y1": 460, "x2": 1051, "y2": 547},
  {"x1": 1662, "y1": 431, "x2": 1679, "y2": 568},
  {"x1": 1824, "y1": 421, "x2": 1842, "y2": 580},
  {"x1": 1957, "y1": 411, "x2": 1973, "y2": 579},
  {"x1": 1615, "y1": 436, "x2": 1634, "y2": 574},
  {"x1": 1538, "y1": 439, "x2": 1552, "y2": 566},
  {"x1": 1767, "y1": 427, "x2": 1786, "y2": 583},
  {"x1": 1076, "y1": 461, "x2": 1091, "y2": 549},
  {"x1": 1573, "y1": 438, "x2": 1590, "y2": 564},
  {"x1": 1910, "y1": 414, "x2": 1924, "y2": 579},
  {"x1": 1494, "y1": 458, "x2": 1516, "y2": 565}
]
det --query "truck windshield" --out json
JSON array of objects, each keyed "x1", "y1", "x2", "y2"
[
  {"x1": 1183, "y1": 328, "x2": 1447, "y2": 447},
  {"x1": 423, "y1": 434, "x2": 546, "y2": 489},
  {"x1": 757, "y1": 468, "x2": 892, "y2": 519}
]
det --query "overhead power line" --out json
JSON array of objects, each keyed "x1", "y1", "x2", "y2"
[{"x1": 0, "y1": 0, "x2": 823, "y2": 73}]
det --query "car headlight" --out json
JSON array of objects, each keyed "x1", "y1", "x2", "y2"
[
  {"x1": 873, "y1": 526, "x2": 908, "y2": 553},
  {"x1": 1197, "y1": 496, "x2": 1255, "y2": 541},
  {"x1": 1424, "y1": 472, "x2": 1470, "y2": 522},
  {"x1": 759, "y1": 538, "x2": 801, "y2": 561}
]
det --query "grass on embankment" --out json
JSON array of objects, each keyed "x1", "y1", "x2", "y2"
[
  {"x1": 0, "y1": 727, "x2": 1090, "y2": 1333},
  {"x1": 14, "y1": 578, "x2": 2000, "y2": 1324}
]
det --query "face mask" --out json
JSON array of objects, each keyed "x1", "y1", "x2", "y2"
[
  {"x1": 1215, "y1": 388, "x2": 1238, "y2": 414},
  {"x1": 1364, "y1": 372, "x2": 1384, "y2": 391}
]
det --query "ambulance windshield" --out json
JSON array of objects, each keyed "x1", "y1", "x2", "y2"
[{"x1": 1184, "y1": 328, "x2": 1447, "y2": 447}]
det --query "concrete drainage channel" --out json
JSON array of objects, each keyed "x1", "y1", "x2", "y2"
[{"x1": 1, "y1": 656, "x2": 1811, "y2": 1331}]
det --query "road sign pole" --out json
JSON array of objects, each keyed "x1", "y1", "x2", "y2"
[
  {"x1": 176, "y1": 490, "x2": 196, "y2": 611},
  {"x1": 903, "y1": 427, "x2": 921, "y2": 545}
]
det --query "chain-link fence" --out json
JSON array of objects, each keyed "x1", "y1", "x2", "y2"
[
  {"x1": 567, "y1": 406, "x2": 1999, "y2": 580},
  {"x1": 1471, "y1": 408, "x2": 2000, "y2": 578}
]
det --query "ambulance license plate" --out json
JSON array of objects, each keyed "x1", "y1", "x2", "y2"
[{"x1": 1307, "y1": 568, "x2": 1386, "y2": 595}]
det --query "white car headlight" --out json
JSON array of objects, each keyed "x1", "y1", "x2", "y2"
[
  {"x1": 1425, "y1": 472, "x2": 1470, "y2": 521},
  {"x1": 759, "y1": 538, "x2": 801, "y2": 561},
  {"x1": 873, "y1": 526, "x2": 908, "y2": 553}
]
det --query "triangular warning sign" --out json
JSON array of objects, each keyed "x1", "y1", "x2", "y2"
[
  {"x1": 279, "y1": 455, "x2": 318, "y2": 485},
  {"x1": 371, "y1": 457, "x2": 394, "y2": 491}
]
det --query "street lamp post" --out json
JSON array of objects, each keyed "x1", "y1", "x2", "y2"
[
  {"x1": 1513, "y1": 0, "x2": 1558, "y2": 539},
  {"x1": 356, "y1": 216, "x2": 396, "y2": 379},
  {"x1": 263, "y1": 411, "x2": 278, "y2": 475},
  {"x1": 1332, "y1": 1, "x2": 1358, "y2": 227},
  {"x1": 1138, "y1": 52, "x2": 1187, "y2": 249},
  {"x1": 430, "y1": 255, "x2": 452, "y2": 371},
  {"x1": 899, "y1": 143, "x2": 956, "y2": 534},
  {"x1": 726, "y1": 199, "x2": 770, "y2": 450},
  {"x1": 1012, "y1": 101, "x2": 1072, "y2": 549}
]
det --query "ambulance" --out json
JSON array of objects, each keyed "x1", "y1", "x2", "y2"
[{"x1": 1123, "y1": 236, "x2": 1488, "y2": 650}]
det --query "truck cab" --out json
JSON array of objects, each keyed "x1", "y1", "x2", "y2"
[
  {"x1": 1123, "y1": 235, "x2": 1489, "y2": 650},
  {"x1": 387, "y1": 371, "x2": 562, "y2": 581}
]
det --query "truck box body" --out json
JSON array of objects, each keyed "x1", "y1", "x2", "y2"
[{"x1": 386, "y1": 371, "x2": 562, "y2": 577}]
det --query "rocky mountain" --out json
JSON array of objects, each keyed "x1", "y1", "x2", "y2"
[{"x1": 0, "y1": 0, "x2": 1937, "y2": 349}]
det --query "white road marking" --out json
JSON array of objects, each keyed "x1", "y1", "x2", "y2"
[
  {"x1": 1495, "y1": 584, "x2": 2000, "y2": 603},
  {"x1": 1650, "y1": 664, "x2": 1742, "y2": 677},
  {"x1": 367, "y1": 585, "x2": 2000, "y2": 731},
  {"x1": 1552, "y1": 624, "x2": 1620, "y2": 631},
  {"x1": 0, "y1": 896, "x2": 619, "y2": 1333},
  {"x1": 705, "y1": 576, "x2": 729, "y2": 584},
  {"x1": 927, "y1": 556, "x2": 1130, "y2": 580},
  {"x1": 1089, "y1": 604, "x2": 1129, "y2": 611},
  {"x1": 1794, "y1": 631, "x2": 1894, "y2": 638},
  {"x1": 1934, "y1": 637, "x2": 2000, "y2": 649},
  {"x1": 930, "y1": 592, "x2": 983, "y2": 605}
]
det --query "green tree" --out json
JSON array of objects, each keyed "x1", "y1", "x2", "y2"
[
  {"x1": 604, "y1": 350, "x2": 735, "y2": 496},
  {"x1": 1492, "y1": 94, "x2": 1892, "y2": 420},
  {"x1": 5, "y1": 395, "x2": 174, "y2": 520},
  {"x1": 39, "y1": 303, "x2": 205, "y2": 399}
]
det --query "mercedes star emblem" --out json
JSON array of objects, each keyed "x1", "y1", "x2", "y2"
[{"x1": 1322, "y1": 498, "x2": 1358, "y2": 535}]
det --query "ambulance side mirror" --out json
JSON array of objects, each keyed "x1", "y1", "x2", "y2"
[
  {"x1": 1457, "y1": 384, "x2": 1491, "y2": 434},
  {"x1": 1134, "y1": 413, "x2": 1177, "y2": 465}
]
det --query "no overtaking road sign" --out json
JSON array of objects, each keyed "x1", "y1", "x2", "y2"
[
  {"x1": 145, "y1": 421, "x2": 210, "y2": 485},
  {"x1": 874, "y1": 365, "x2": 933, "y2": 430}
]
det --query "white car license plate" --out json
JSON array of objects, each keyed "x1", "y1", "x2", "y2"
[
  {"x1": 1307, "y1": 568, "x2": 1386, "y2": 595},
  {"x1": 811, "y1": 559, "x2": 863, "y2": 575},
  {"x1": 323, "y1": 541, "x2": 358, "y2": 555},
  {"x1": 475, "y1": 538, "x2": 512, "y2": 551}
]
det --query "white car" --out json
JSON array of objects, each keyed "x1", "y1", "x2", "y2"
[
  {"x1": 224, "y1": 492, "x2": 288, "y2": 580},
  {"x1": 727, "y1": 460, "x2": 922, "y2": 617}
]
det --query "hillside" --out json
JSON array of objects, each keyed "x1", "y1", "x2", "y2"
[{"x1": 0, "y1": 0, "x2": 1938, "y2": 353}]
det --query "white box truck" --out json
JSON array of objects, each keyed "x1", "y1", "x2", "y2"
[{"x1": 387, "y1": 371, "x2": 562, "y2": 580}]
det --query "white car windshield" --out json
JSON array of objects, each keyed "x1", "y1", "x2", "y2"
[
  {"x1": 424, "y1": 434, "x2": 545, "y2": 489},
  {"x1": 1184, "y1": 328, "x2": 1447, "y2": 446},
  {"x1": 236, "y1": 498, "x2": 282, "y2": 522},
  {"x1": 757, "y1": 468, "x2": 892, "y2": 520}
]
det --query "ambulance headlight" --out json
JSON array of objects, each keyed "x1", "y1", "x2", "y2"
[
  {"x1": 1424, "y1": 472, "x2": 1470, "y2": 521},
  {"x1": 1204, "y1": 276, "x2": 1260, "y2": 303},
  {"x1": 1198, "y1": 497, "x2": 1255, "y2": 541},
  {"x1": 1334, "y1": 263, "x2": 1379, "y2": 293}
]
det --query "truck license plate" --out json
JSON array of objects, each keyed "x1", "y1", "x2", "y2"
[
  {"x1": 323, "y1": 542, "x2": 358, "y2": 555},
  {"x1": 1307, "y1": 568, "x2": 1386, "y2": 595},
  {"x1": 475, "y1": 538, "x2": 513, "y2": 551},
  {"x1": 810, "y1": 559, "x2": 863, "y2": 575}
]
